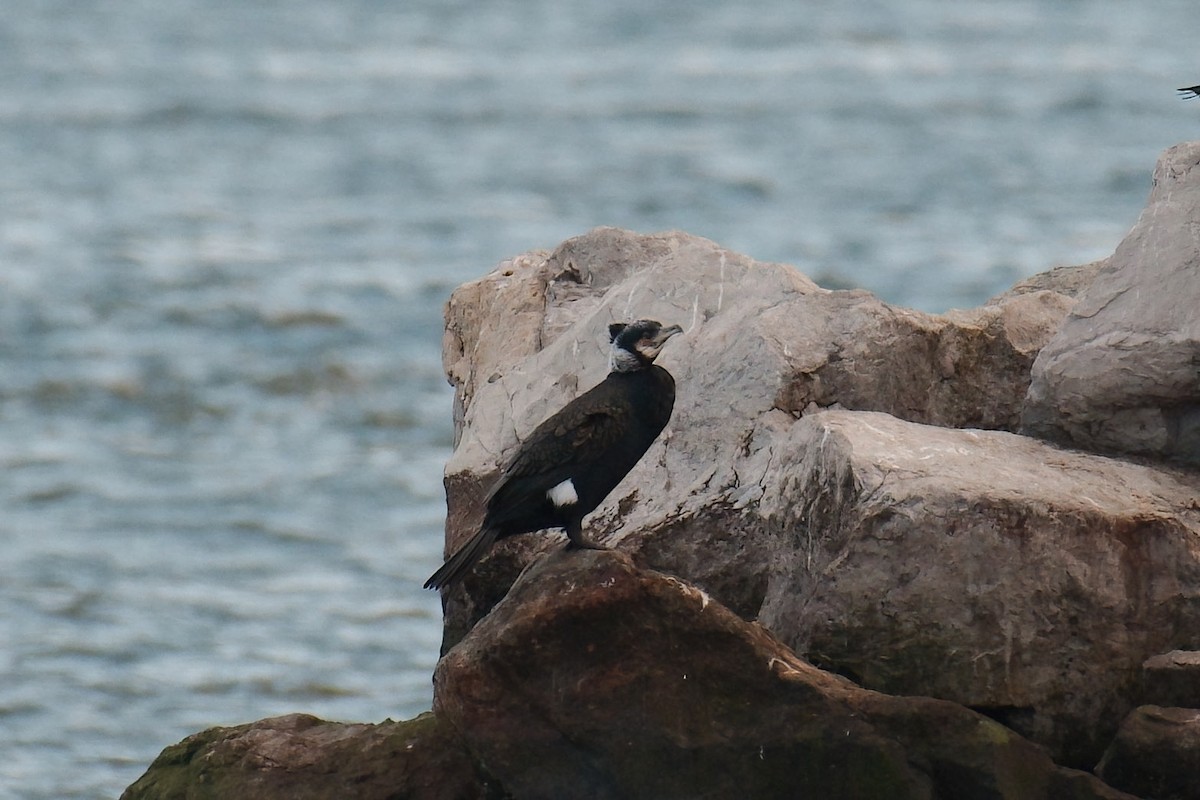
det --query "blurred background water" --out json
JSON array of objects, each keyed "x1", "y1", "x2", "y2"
[{"x1": 0, "y1": 1, "x2": 1196, "y2": 796}]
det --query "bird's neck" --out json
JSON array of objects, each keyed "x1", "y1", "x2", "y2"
[{"x1": 608, "y1": 347, "x2": 644, "y2": 374}]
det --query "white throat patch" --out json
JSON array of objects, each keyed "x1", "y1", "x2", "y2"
[
  {"x1": 547, "y1": 478, "x2": 578, "y2": 507},
  {"x1": 609, "y1": 346, "x2": 642, "y2": 373}
]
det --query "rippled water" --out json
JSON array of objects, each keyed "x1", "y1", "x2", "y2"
[{"x1": 1, "y1": 1, "x2": 1196, "y2": 797}]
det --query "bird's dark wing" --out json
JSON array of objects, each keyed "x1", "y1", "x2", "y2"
[
  {"x1": 1179, "y1": 85, "x2": 1200, "y2": 100},
  {"x1": 496, "y1": 404, "x2": 627, "y2": 487},
  {"x1": 483, "y1": 381, "x2": 633, "y2": 518}
]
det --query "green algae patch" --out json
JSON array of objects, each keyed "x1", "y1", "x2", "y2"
[{"x1": 120, "y1": 712, "x2": 501, "y2": 800}]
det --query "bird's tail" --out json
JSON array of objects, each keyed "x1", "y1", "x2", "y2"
[{"x1": 423, "y1": 527, "x2": 499, "y2": 591}]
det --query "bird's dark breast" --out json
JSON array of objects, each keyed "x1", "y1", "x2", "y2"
[
  {"x1": 571, "y1": 366, "x2": 675, "y2": 500},
  {"x1": 483, "y1": 365, "x2": 675, "y2": 537}
]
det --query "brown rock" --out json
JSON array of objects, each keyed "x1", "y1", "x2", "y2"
[
  {"x1": 1096, "y1": 705, "x2": 1200, "y2": 800},
  {"x1": 1141, "y1": 650, "x2": 1200, "y2": 708},
  {"x1": 120, "y1": 712, "x2": 499, "y2": 800},
  {"x1": 1022, "y1": 141, "x2": 1200, "y2": 464},
  {"x1": 434, "y1": 548, "x2": 1132, "y2": 800}
]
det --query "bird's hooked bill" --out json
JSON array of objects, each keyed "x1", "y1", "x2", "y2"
[{"x1": 654, "y1": 323, "x2": 684, "y2": 343}]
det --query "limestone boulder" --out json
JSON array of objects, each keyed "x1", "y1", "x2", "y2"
[
  {"x1": 434, "y1": 548, "x2": 1132, "y2": 800},
  {"x1": 754, "y1": 409, "x2": 1200, "y2": 767},
  {"x1": 119, "y1": 712, "x2": 499, "y2": 800},
  {"x1": 443, "y1": 228, "x2": 1073, "y2": 449},
  {"x1": 1096, "y1": 705, "x2": 1200, "y2": 800},
  {"x1": 438, "y1": 226, "x2": 1076, "y2": 648},
  {"x1": 1022, "y1": 141, "x2": 1200, "y2": 464}
]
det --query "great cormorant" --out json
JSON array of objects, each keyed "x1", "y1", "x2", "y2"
[{"x1": 424, "y1": 319, "x2": 682, "y2": 591}]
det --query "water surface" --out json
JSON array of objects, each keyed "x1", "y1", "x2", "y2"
[{"x1": 1, "y1": 2, "x2": 1196, "y2": 796}]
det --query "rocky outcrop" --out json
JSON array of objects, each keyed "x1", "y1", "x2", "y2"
[
  {"x1": 436, "y1": 224, "x2": 1200, "y2": 770},
  {"x1": 119, "y1": 713, "x2": 501, "y2": 800},
  {"x1": 126, "y1": 143, "x2": 1200, "y2": 798},
  {"x1": 1022, "y1": 141, "x2": 1200, "y2": 465},
  {"x1": 1096, "y1": 705, "x2": 1200, "y2": 800},
  {"x1": 439, "y1": 226, "x2": 1077, "y2": 651},
  {"x1": 434, "y1": 548, "x2": 1130, "y2": 800},
  {"x1": 124, "y1": 555, "x2": 1135, "y2": 800}
]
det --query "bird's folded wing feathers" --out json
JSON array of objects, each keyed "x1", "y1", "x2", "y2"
[{"x1": 500, "y1": 408, "x2": 625, "y2": 482}]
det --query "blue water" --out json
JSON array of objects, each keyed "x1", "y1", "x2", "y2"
[{"x1": 0, "y1": 2, "x2": 1196, "y2": 797}]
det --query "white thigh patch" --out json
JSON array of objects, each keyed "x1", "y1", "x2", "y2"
[{"x1": 547, "y1": 478, "x2": 578, "y2": 507}]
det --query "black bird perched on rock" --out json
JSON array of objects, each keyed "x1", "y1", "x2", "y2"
[
  {"x1": 1179, "y1": 85, "x2": 1200, "y2": 99},
  {"x1": 424, "y1": 319, "x2": 683, "y2": 591}
]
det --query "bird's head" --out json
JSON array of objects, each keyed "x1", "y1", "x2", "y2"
[{"x1": 608, "y1": 319, "x2": 683, "y2": 372}]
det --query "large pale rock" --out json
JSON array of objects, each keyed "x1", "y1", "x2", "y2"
[
  {"x1": 438, "y1": 227, "x2": 1075, "y2": 648},
  {"x1": 1096, "y1": 705, "x2": 1200, "y2": 800},
  {"x1": 120, "y1": 713, "x2": 499, "y2": 800},
  {"x1": 434, "y1": 548, "x2": 1131, "y2": 800},
  {"x1": 754, "y1": 409, "x2": 1200, "y2": 767},
  {"x1": 444, "y1": 229, "x2": 1071, "y2": 446},
  {"x1": 1022, "y1": 141, "x2": 1200, "y2": 464}
]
